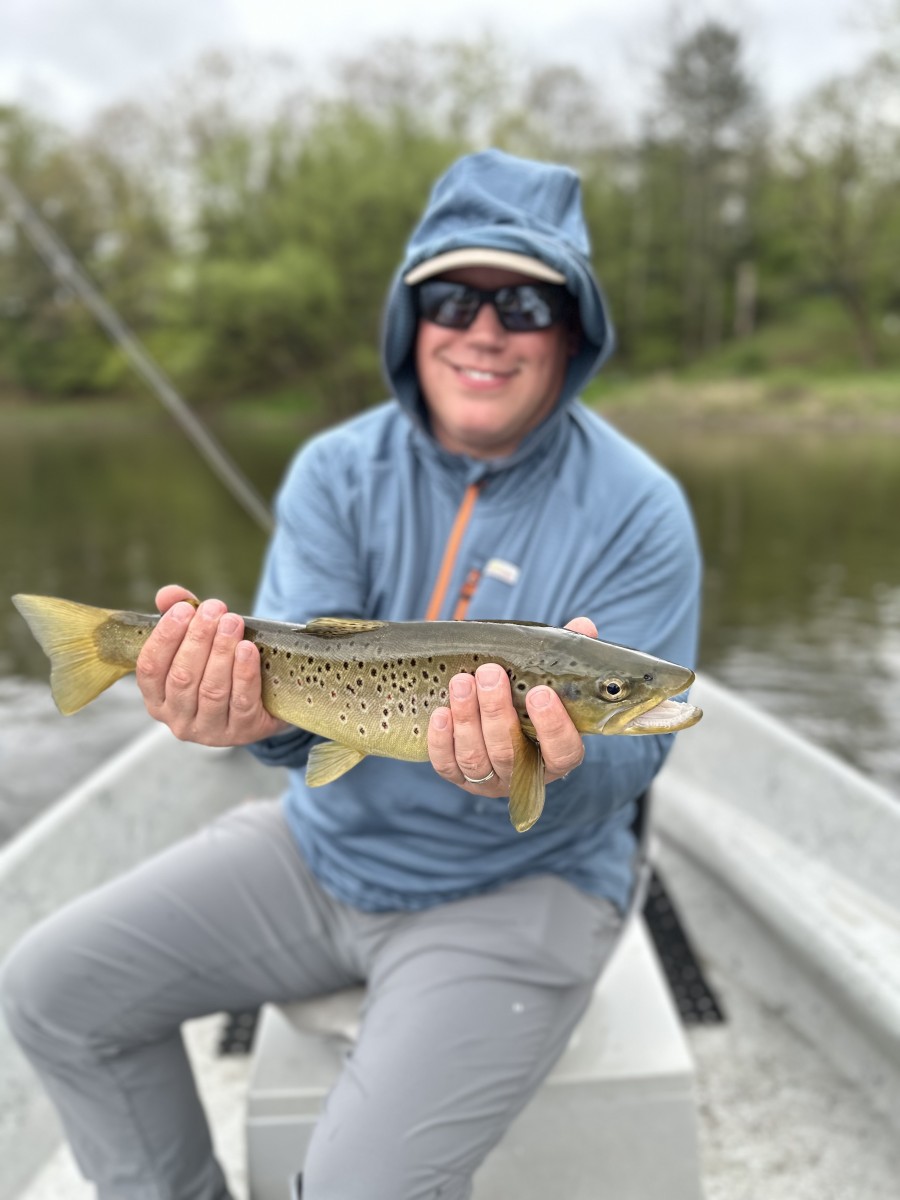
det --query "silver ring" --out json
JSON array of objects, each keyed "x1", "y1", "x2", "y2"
[{"x1": 463, "y1": 769, "x2": 495, "y2": 784}]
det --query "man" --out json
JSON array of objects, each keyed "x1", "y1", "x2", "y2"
[{"x1": 2, "y1": 149, "x2": 701, "y2": 1199}]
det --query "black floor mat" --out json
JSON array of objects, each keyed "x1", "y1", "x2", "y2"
[{"x1": 642, "y1": 868, "x2": 726, "y2": 1025}]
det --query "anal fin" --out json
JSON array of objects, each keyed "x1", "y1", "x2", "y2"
[{"x1": 306, "y1": 740, "x2": 367, "y2": 787}]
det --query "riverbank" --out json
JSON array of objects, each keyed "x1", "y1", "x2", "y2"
[
  {"x1": 3, "y1": 370, "x2": 900, "y2": 437},
  {"x1": 586, "y1": 370, "x2": 900, "y2": 434}
]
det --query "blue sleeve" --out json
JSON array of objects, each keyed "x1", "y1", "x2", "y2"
[
  {"x1": 553, "y1": 475, "x2": 703, "y2": 824},
  {"x1": 247, "y1": 437, "x2": 367, "y2": 770}
]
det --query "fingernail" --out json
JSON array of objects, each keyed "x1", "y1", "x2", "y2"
[
  {"x1": 431, "y1": 708, "x2": 450, "y2": 731},
  {"x1": 450, "y1": 675, "x2": 474, "y2": 700},
  {"x1": 530, "y1": 687, "x2": 552, "y2": 710},
  {"x1": 169, "y1": 602, "x2": 193, "y2": 624},
  {"x1": 219, "y1": 614, "x2": 241, "y2": 636},
  {"x1": 477, "y1": 664, "x2": 502, "y2": 690},
  {"x1": 235, "y1": 641, "x2": 254, "y2": 661},
  {"x1": 198, "y1": 599, "x2": 222, "y2": 620}
]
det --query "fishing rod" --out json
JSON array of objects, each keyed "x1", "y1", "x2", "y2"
[{"x1": 0, "y1": 172, "x2": 274, "y2": 536}]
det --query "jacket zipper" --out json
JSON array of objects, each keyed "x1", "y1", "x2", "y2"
[{"x1": 423, "y1": 482, "x2": 481, "y2": 620}]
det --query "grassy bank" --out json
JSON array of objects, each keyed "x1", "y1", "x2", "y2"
[
  {"x1": 3, "y1": 370, "x2": 900, "y2": 438},
  {"x1": 586, "y1": 370, "x2": 900, "y2": 433}
]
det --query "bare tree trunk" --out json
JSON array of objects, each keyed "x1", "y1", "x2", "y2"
[{"x1": 733, "y1": 259, "x2": 757, "y2": 338}]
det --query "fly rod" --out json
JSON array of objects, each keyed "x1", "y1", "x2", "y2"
[{"x1": 0, "y1": 172, "x2": 274, "y2": 536}]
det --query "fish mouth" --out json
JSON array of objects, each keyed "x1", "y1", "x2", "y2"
[
  {"x1": 599, "y1": 668, "x2": 701, "y2": 735},
  {"x1": 613, "y1": 697, "x2": 703, "y2": 734}
]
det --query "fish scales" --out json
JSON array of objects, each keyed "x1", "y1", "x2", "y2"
[
  {"x1": 250, "y1": 617, "x2": 582, "y2": 762},
  {"x1": 12, "y1": 595, "x2": 703, "y2": 833}
]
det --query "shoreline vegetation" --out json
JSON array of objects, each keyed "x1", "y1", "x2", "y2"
[{"x1": 2, "y1": 372, "x2": 900, "y2": 439}]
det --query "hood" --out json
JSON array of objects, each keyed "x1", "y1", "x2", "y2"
[{"x1": 381, "y1": 149, "x2": 616, "y2": 444}]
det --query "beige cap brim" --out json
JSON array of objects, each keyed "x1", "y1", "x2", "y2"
[{"x1": 403, "y1": 248, "x2": 566, "y2": 286}]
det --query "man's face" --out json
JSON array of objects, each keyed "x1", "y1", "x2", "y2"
[{"x1": 414, "y1": 266, "x2": 577, "y2": 460}]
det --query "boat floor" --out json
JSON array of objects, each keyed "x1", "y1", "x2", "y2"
[{"x1": 17, "y1": 960, "x2": 900, "y2": 1200}]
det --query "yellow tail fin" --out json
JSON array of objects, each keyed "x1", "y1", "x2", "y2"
[{"x1": 12, "y1": 594, "x2": 132, "y2": 715}]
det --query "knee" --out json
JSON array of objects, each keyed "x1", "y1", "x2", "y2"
[{"x1": 1, "y1": 916, "x2": 92, "y2": 1051}]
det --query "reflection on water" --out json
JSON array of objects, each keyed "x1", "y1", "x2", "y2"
[
  {"x1": 2, "y1": 407, "x2": 899, "y2": 841},
  {"x1": 635, "y1": 424, "x2": 900, "y2": 794}
]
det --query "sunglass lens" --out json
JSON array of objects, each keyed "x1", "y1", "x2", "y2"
[{"x1": 417, "y1": 282, "x2": 477, "y2": 329}]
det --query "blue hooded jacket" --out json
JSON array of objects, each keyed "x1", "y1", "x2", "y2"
[{"x1": 249, "y1": 150, "x2": 702, "y2": 913}]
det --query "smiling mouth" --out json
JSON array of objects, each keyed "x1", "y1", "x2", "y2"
[{"x1": 453, "y1": 364, "x2": 516, "y2": 383}]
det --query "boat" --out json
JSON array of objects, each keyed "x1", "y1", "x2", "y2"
[{"x1": 3, "y1": 670, "x2": 900, "y2": 1199}]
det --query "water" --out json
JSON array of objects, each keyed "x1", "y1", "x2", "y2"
[{"x1": 2, "y1": 405, "x2": 899, "y2": 842}]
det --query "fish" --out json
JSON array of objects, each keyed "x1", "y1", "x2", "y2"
[{"x1": 12, "y1": 594, "x2": 702, "y2": 833}]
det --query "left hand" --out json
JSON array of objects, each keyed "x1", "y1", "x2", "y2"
[{"x1": 427, "y1": 617, "x2": 595, "y2": 797}]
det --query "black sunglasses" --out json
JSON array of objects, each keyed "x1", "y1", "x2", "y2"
[{"x1": 415, "y1": 280, "x2": 573, "y2": 333}]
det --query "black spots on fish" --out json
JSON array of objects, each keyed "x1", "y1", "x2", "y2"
[
  {"x1": 356, "y1": 677, "x2": 364, "y2": 688},
  {"x1": 324, "y1": 663, "x2": 332, "y2": 672},
  {"x1": 398, "y1": 701, "x2": 405, "y2": 714},
  {"x1": 439, "y1": 662, "x2": 446, "y2": 673},
  {"x1": 382, "y1": 707, "x2": 389, "y2": 717},
  {"x1": 306, "y1": 695, "x2": 314, "y2": 705},
  {"x1": 360, "y1": 700, "x2": 368, "y2": 711},
  {"x1": 342, "y1": 661, "x2": 349, "y2": 670},
  {"x1": 413, "y1": 725, "x2": 421, "y2": 738},
  {"x1": 264, "y1": 660, "x2": 271, "y2": 671},
  {"x1": 370, "y1": 668, "x2": 378, "y2": 678},
  {"x1": 516, "y1": 682, "x2": 527, "y2": 692},
  {"x1": 381, "y1": 720, "x2": 389, "y2": 730},
  {"x1": 439, "y1": 688, "x2": 448, "y2": 701},
  {"x1": 307, "y1": 656, "x2": 315, "y2": 664},
  {"x1": 560, "y1": 682, "x2": 582, "y2": 701},
  {"x1": 421, "y1": 668, "x2": 430, "y2": 680},
  {"x1": 339, "y1": 713, "x2": 347, "y2": 723},
  {"x1": 409, "y1": 658, "x2": 416, "y2": 667},
  {"x1": 358, "y1": 725, "x2": 366, "y2": 737},
  {"x1": 330, "y1": 689, "x2": 337, "y2": 699}
]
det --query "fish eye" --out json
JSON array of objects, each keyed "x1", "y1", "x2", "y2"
[{"x1": 597, "y1": 677, "x2": 629, "y2": 702}]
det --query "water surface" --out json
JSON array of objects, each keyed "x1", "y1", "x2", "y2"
[{"x1": 2, "y1": 405, "x2": 898, "y2": 841}]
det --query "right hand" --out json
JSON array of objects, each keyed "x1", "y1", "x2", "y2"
[{"x1": 135, "y1": 584, "x2": 290, "y2": 746}]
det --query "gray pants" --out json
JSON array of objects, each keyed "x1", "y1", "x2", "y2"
[{"x1": 1, "y1": 801, "x2": 621, "y2": 1200}]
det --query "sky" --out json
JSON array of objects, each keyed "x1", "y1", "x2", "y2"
[{"x1": 0, "y1": 0, "x2": 884, "y2": 132}]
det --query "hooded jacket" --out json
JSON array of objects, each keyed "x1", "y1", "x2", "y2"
[{"x1": 249, "y1": 150, "x2": 702, "y2": 913}]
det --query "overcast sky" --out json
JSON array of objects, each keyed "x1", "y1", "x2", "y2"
[{"x1": 0, "y1": 0, "x2": 882, "y2": 131}]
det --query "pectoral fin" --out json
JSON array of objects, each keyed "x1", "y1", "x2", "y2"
[
  {"x1": 306, "y1": 740, "x2": 367, "y2": 786},
  {"x1": 507, "y1": 727, "x2": 545, "y2": 833}
]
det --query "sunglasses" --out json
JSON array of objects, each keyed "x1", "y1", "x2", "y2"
[{"x1": 415, "y1": 280, "x2": 573, "y2": 333}]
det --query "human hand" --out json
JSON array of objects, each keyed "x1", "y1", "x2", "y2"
[
  {"x1": 135, "y1": 584, "x2": 290, "y2": 746},
  {"x1": 426, "y1": 617, "x2": 595, "y2": 797}
]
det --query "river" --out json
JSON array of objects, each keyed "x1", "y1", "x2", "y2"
[{"x1": 2, "y1": 403, "x2": 899, "y2": 842}]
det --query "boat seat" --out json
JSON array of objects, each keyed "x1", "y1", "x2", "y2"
[{"x1": 244, "y1": 915, "x2": 704, "y2": 1200}]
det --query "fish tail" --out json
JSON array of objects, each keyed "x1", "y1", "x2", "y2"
[{"x1": 12, "y1": 594, "x2": 134, "y2": 715}]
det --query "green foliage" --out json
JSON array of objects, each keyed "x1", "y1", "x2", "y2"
[{"x1": 1, "y1": 24, "x2": 900, "y2": 415}]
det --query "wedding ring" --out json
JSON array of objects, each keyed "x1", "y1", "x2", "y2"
[{"x1": 463, "y1": 769, "x2": 496, "y2": 784}]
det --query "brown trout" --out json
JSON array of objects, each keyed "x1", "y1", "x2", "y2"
[{"x1": 12, "y1": 594, "x2": 702, "y2": 832}]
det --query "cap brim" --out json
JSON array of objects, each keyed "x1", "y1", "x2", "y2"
[{"x1": 404, "y1": 248, "x2": 566, "y2": 286}]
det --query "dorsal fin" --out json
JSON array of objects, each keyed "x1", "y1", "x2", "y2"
[{"x1": 304, "y1": 617, "x2": 387, "y2": 637}]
